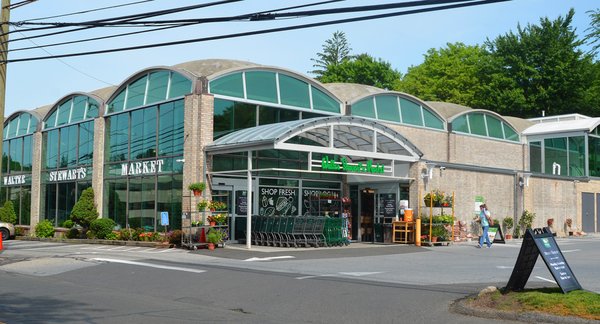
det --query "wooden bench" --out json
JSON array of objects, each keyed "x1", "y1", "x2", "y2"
[{"x1": 392, "y1": 221, "x2": 415, "y2": 244}]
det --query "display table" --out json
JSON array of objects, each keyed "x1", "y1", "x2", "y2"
[{"x1": 392, "y1": 221, "x2": 415, "y2": 244}]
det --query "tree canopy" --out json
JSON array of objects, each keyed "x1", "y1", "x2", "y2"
[
  {"x1": 310, "y1": 31, "x2": 352, "y2": 79},
  {"x1": 320, "y1": 53, "x2": 402, "y2": 90},
  {"x1": 70, "y1": 187, "x2": 99, "y2": 230}
]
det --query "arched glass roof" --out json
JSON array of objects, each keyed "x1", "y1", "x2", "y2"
[
  {"x1": 44, "y1": 95, "x2": 100, "y2": 130},
  {"x1": 209, "y1": 70, "x2": 342, "y2": 114},
  {"x1": 3, "y1": 112, "x2": 38, "y2": 139},
  {"x1": 451, "y1": 111, "x2": 519, "y2": 142},
  {"x1": 350, "y1": 94, "x2": 444, "y2": 130},
  {"x1": 106, "y1": 69, "x2": 192, "y2": 114}
]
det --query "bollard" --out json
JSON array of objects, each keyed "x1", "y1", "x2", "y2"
[
  {"x1": 0, "y1": 231, "x2": 3, "y2": 251},
  {"x1": 415, "y1": 218, "x2": 421, "y2": 246}
]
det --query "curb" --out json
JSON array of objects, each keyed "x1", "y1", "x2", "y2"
[
  {"x1": 15, "y1": 236, "x2": 173, "y2": 248},
  {"x1": 450, "y1": 295, "x2": 597, "y2": 323}
]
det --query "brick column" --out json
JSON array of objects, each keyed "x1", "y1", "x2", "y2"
[
  {"x1": 92, "y1": 117, "x2": 105, "y2": 218},
  {"x1": 29, "y1": 131, "x2": 43, "y2": 227}
]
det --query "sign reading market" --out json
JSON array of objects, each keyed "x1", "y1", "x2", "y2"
[
  {"x1": 321, "y1": 155, "x2": 385, "y2": 174},
  {"x1": 121, "y1": 159, "x2": 165, "y2": 176}
]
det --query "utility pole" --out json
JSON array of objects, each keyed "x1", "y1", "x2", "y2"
[{"x1": 0, "y1": 0, "x2": 10, "y2": 173}]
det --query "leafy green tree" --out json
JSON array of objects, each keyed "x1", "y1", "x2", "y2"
[
  {"x1": 0, "y1": 200, "x2": 17, "y2": 224},
  {"x1": 585, "y1": 9, "x2": 600, "y2": 56},
  {"x1": 310, "y1": 31, "x2": 352, "y2": 79},
  {"x1": 320, "y1": 53, "x2": 402, "y2": 90},
  {"x1": 397, "y1": 42, "x2": 487, "y2": 105},
  {"x1": 70, "y1": 188, "x2": 99, "y2": 230},
  {"x1": 480, "y1": 9, "x2": 593, "y2": 117}
]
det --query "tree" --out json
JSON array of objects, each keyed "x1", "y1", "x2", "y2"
[
  {"x1": 320, "y1": 53, "x2": 402, "y2": 90},
  {"x1": 585, "y1": 9, "x2": 600, "y2": 56},
  {"x1": 0, "y1": 200, "x2": 17, "y2": 224},
  {"x1": 396, "y1": 42, "x2": 487, "y2": 106},
  {"x1": 480, "y1": 9, "x2": 593, "y2": 117},
  {"x1": 70, "y1": 187, "x2": 99, "y2": 230},
  {"x1": 310, "y1": 31, "x2": 352, "y2": 79}
]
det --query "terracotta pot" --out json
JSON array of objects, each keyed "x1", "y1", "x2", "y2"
[
  {"x1": 209, "y1": 221, "x2": 216, "y2": 226},
  {"x1": 208, "y1": 243, "x2": 215, "y2": 250},
  {"x1": 193, "y1": 190, "x2": 202, "y2": 197},
  {"x1": 431, "y1": 236, "x2": 438, "y2": 243},
  {"x1": 505, "y1": 234, "x2": 512, "y2": 240}
]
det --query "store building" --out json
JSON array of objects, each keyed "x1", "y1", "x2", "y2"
[{"x1": 2, "y1": 59, "x2": 599, "y2": 241}]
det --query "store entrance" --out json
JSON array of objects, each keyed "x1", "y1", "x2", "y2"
[{"x1": 360, "y1": 189, "x2": 375, "y2": 242}]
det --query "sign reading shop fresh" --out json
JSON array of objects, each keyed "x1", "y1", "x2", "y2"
[
  {"x1": 121, "y1": 159, "x2": 165, "y2": 176},
  {"x1": 321, "y1": 156, "x2": 384, "y2": 174},
  {"x1": 49, "y1": 167, "x2": 87, "y2": 182},
  {"x1": 3, "y1": 174, "x2": 31, "y2": 186}
]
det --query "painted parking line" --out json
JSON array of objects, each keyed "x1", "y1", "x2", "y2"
[
  {"x1": 296, "y1": 272, "x2": 383, "y2": 280},
  {"x1": 91, "y1": 258, "x2": 206, "y2": 273}
]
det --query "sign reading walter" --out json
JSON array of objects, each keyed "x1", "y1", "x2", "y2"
[
  {"x1": 505, "y1": 227, "x2": 581, "y2": 293},
  {"x1": 321, "y1": 156, "x2": 384, "y2": 174},
  {"x1": 3, "y1": 174, "x2": 31, "y2": 186}
]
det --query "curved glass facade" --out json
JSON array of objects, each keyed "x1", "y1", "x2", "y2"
[
  {"x1": 44, "y1": 96, "x2": 99, "y2": 129},
  {"x1": 104, "y1": 100, "x2": 184, "y2": 231},
  {"x1": 209, "y1": 70, "x2": 341, "y2": 114},
  {"x1": 451, "y1": 112, "x2": 519, "y2": 142},
  {"x1": 1, "y1": 113, "x2": 36, "y2": 225},
  {"x1": 350, "y1": 95, "x2": 444, "y2": 130},
  {"x1": 106, "y1": 70, "x2": 192, "y2": 114}
]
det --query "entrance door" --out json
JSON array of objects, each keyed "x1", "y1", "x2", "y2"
[
  {"x1": 582, "y1": 192, "x2": 595, "y2": 233},
  {"x1": 360, "y1": 189, "x2": 375, "y2": 242}
]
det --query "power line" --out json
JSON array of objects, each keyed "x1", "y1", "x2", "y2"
[
  {"x1": 1, "y1": 0, "x2": 512, "y2": 64},
  {"x1": 5, "y1": 0, "x2": 345, "y2": 52},
  {"x1": 22, "y1": 0, "x2": 155, "y2": 22}
]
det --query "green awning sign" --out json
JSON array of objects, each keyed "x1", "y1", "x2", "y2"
[{"x1": 321, "y1": 156, "x2": 384, "y2": 174}]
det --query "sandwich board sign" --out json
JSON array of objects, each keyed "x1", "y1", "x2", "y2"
[{"x1": 505, "y1": 227, "x2": 581, "y2": 293}]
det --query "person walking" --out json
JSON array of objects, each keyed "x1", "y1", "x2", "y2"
[{"x1": 478, "y1": 204, "x2": 493, "y2": 248}]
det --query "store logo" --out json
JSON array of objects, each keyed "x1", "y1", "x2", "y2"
[
  {"x1": 3, "y1": 174, "x2": 27, "y2": 186},
  {"x1": 121, "y1": 159, "x2": 165, "y2": 176},
  {"x1": 49, "y1": 167, "x2": 87, "y2": 182},
  {"x1": 321, "y1": 156, "x2": 384, "y2": 174}
]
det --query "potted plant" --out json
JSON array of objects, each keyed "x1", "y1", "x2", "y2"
[
  {"x1": 565, "y1": 218, "x2": 573, "y2": 236},
  {"x1": 208, "y1": 200, "x2": 227, "y2": 211},
  {"x1": 424, "y1": 189, "x2": 444, "y2": 207},
  {"x1": 197, "y1": 200, "x2": 209, "y2": 212},
  {"x1": 207, "y1": 215, "x2": 217, "y2": 226},
  {"x1": 212, "y1": 213, "x2": 227, "y2": 225},
  {"x1": 430, "y1": 225, "x2": 447, "y2": 242},
  {"x1": 503, "y1": 217, "x2": 513, "y2": 239},
  {"x1": 206, "y1": 228, "x2": 226, "y2": 250},
  {"x1": 547, "y1": 218, "x2": 554, "y2": 227},
  {"x1": 188, "y1": 182, "x2": 206, "y2": 196}
]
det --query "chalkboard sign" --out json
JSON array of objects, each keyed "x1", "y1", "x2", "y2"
[
  {"x1": 380, "y1": 193, "x2": 396, "y2": 218},
  {"x1": 259, "y1": 186, "x2": 298, "y2": 217},
  {"x1": 236, "y1": 190, "x2": 248, "y2": 215},
  {"x1": 505, "y1": 227, "x2": 581, "y2": 293}
]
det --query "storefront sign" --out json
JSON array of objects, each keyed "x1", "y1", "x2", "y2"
[
  {"x1": 381, "y1": 193, "x2": 397, "y2": 218},
  {"x1": 259, "y1": 186, "x2": 298, "y2": 217},
  {"x1": 3, "y1": 174, "x2": 30, "y2": 186},
  {"x1": 321, "y1": 156, "x2": 384, "y2": 174},
  {"x1": 236, "y1": 191, "x2": 248, "y2": 215},
  {"x1": 49, "y1": 167, "x2": 87, "y2": 182},
  {"x1": 121, "y1": 159, "x2": 165, "y2": 176}
]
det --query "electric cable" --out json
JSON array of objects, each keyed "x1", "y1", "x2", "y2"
[{"x1": 22, "y1": 0, "x2": 155, "y2": 22}]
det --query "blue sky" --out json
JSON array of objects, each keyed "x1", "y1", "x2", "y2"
[{"x1": 4, "y1": 0, "x2": 599, "y2": 117}]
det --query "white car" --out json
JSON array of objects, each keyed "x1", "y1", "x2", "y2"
[{"x1": 0, "y1": 222, "x2": 15, "y2": 241}]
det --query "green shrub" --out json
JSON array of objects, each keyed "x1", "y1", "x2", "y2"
[
  {"x1": 89, "y1": 218, "x2": 116, "y2": 239},
  {"x1": 35, "y1": 220, "x2": 55, "y2": 238},
  {"x1": 66, "y1": 227, "x2": 80, "y2": 239},
  {"x1": 169, "y1": 230, "x2": 182, "y2": 246},
  {"x1": 118, "y1": 229, "x2": 132, "y2": 241},
  {"x1": 0, "y1": 200, "x2": 17, "y2": 224},
  {"x1": 70, "y1": 188, "x2": 99, "y2": 229},
  {"x1": 61, "y1": 220, "x2": 74, "y2": 228},
  {"x1": 519, "y1": 210, "x2": 536, "y2": 231},
  {"x1": 86, "y1": 230, "x2": 95, "y2": 239},
  {"x1": 105, "y1": 232, "x2": 118, "y2": 240}
]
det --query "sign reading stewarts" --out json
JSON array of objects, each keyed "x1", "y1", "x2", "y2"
[{"x1": 505, "y1": 227, "x2": 581, "y2": 294}]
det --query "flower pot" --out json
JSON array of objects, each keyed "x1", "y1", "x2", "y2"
[
  {"x1": 209, "y1": 221, "x2": 216, "y2": 226},
  {"x1": 208, "y1": 243, "x2": 215, "y2": 250},
  {"x1": 430, "y1": 236, "x2": 438, "y2": 243},
  {"x1": 505, "y1": 234, "x2": 512, "y2": 240},
  {"x1": 193, "y1": 190, "x2": 202, "y2": 197}
]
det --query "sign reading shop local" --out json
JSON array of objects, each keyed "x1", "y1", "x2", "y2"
[{"x1": 321, "y1": 155, "x2": 385, "y2": 174}]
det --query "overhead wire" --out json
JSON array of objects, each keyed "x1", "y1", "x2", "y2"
[
  {"x1": 22, "y1": 0, "x2": 155, "y2": 22},
  {"x1": 2, "y1": 0, "x2": 512, "y2": 64}
]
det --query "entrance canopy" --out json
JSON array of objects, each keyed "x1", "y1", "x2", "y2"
[{"x1": 206, "y1": 116, "x2": 422, "y2": 162}]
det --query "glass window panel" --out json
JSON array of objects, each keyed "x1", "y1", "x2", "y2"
[
  {"x1": 108, "y1": 89, "x2": 126, "y2": 113},
  {"x1": 486, "y1": 115, "x2": 504, "y2": 139},
  {"x1": 44, "y1": 183, "x2": 57, "y2": 224},
  {"x1": 375, "y1": 95, "x2": 400, "y2": 122},
  {"x1": 351, "y1": 98, "x2": 376, "y2": 118},
  {"x1": 9, "y1": 137, "x2": 23, "y2": 172},
  {"x1": 279, "y1": 74, "x2": 310, "y2": 108},
  {"x1": 233, "y1": 102, "x2": 257, "y2": 131},
  {"x1": 104, "y1": 179, "x2": 127, "y2": 227},
  {"x1": 172, "y1": 100, "x2": 184, "y2": 156},
  {"x1": 168, "y1": 72, "x2": 192, "y2": 98},
  {"x1": 158, "y1": 102, "x2": 174, "y2": 156},
  {"x1": 146, "y1": 71, "x2": 169, "y2": 105},
  {"x1": 1, "y1": 142, "x2": 8, "y2": 174},
  {"x1": 20, "y1": 186, "x2": 31, "y2": 225},
  {"x1": 107, "y1": 113, "x2": 130, "y2": 162},
  {"x1": 29, "y1": 118, "x2": 38, "y2": 133},
  {"x1": 246, "y1": 71, "x2": 278, "y2": 103},
  {"x1": 258, "y1": 106, "x2": 300, "y2": 125},
  {"x1": 45, "y1": 129, "x2": 59, "y2": 169},
  {"x1": 399, "y1": 98, "x2": 423, "y2": 126},
  {"x1": 22, "y1": 135, "x2": 32, "y2": 171},
  {"x1": 45, "y1": 110, "x2": 58, "y2": 129},
  {"x1": 7, "y1": 117, "x2": 19, "y2": 138},
  {"x1": 302, "y1": 111, "x2": 325, "y2": 119},
  {"x1": 157, "y1": 175, "x2": 182, "y2": 230},
  {"x1": 529, "y1": 141, "x2": 542, "y2": 173},
  {"x1": 79, "y1": 122, "x2": 94, "y2": 165},
  {"x1": 128, "y1": 178, "x2": 142, "y2": 228},
  {"x1": 422, "y1": 108, "x2": 444, "y2": 129},
  {"x1": 130, "y1": 109, "x2": 144, "y2": 160},
  {"x1": 569, "y1": 136, "x2": 585, "y2": 176},
  {"x1": 86, "y1": 98, "x2": 99, "y2": 119},
  {"x1": 311, "y1": 87, "x2": 340, "y2": 113},
  {"x1": 544, "y1": 138, "x2": 567, "y2": 175},
  {"x1": 210, "y1": 72, "x2": 244, "y2": 98},
  {"x1": 70, "y1": 96, "x2": 87, "y2": 123},
  {"x1": 452, "y1": 115, "x2": 469, "y2": 133},
  {"x1": 3, "y1": 122, "x2": 8, "y2": 138},
  {"x1": 589, "y1": 137, "x2": 600, "y2": 177},
  {"x1": 57, "y1": 182, "x2": 76, "y2": 226},
  {"x1": 68, "y1": 125, "x2": 79, "y2": 166},
  {"x1": 214, "y1": 98, "x2": 234, "y2": 139},
  {"x1": 142, "y1": 107, "x2": 157, "y2": 159},
  {"x1": 125, "y1": 75, "x2": 148, "y2": 109},
  {"x1": 503, "y1": 123, "x2": 519, "y2": 142},
  {"x1": 281, "y1": 109, "x2": 300, "y2": 122},
  {"x1": 141, "y1": 177, "x2": 156, "y2": 231},
  {"x1": 56, "y1": 100, "x2": 72, "y2": 126},
  {"x1": 17, "y1": 114, "x2": 30, "y2": 136},
  {"x1": 469, "y1": 113, "x2": 487, "y2": 136},
  {"x1": 9, "y1": 187, "x2": 20, "y2": 224}
]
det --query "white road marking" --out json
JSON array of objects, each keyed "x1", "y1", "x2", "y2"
[
  {"x1": 535, "y1": 276, "x2": 557, "y2": 284},
  {"x1": 244, "y1": 256, "x2": 295, "y2": 261},
  {"x1": 561, "y1": 249, "x2": 580, "y2": 253},
  {"x1": 91, "y1": 258, "x2": 206, "y2": 273},
  {"x1": 496, "y1": 266, "x2": 513, "y2": 269},
  {"x1": 296, "y1": 272, "x2": 383, "y2": 280}
]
